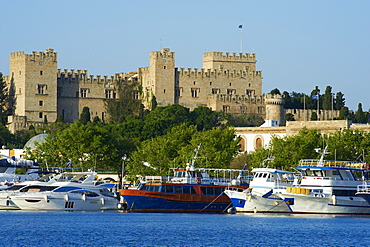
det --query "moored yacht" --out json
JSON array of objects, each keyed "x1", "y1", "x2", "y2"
[
  {"x1": 276, "y1": 147, "x2": 370, "y2": 214},
  {"x1": 8, "y1": 172, "x2": 119, "y2": 211},
  {"x1": 0, "y1": 154, "x2": 40, "y2": 188},
  {"x1": 224, "y1": 166, "x2": 296, "y2": 213},
  {"x1": 120, "y1": 147, "x2": 249, "y2": 213}
]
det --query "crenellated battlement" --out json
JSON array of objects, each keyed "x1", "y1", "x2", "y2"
[
  {"x1": 11, "y1": 48, "x2": 57, "y2": 62},
  {"x1": 264, "y1": 94, "x2": 284, "y2": 105},
  {"x1": 58, "y1": 69, "x2": 119, "y2": 84},
  {"x1": 152, "y1": 48, "x2": 175, "y2": 59},
  {"x1": 203, "y1": 51, "x2": 256, "y2": 63},
  {"x1": 208, "y1": 94, "x2": 264, "y2": 104},
  {"x1": 178, "y1": 67, "x2": 261, "y2": 79}
]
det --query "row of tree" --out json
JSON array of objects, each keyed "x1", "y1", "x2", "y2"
[
  {"x1": 271, "y1": 86, "x2": 368, "y2": 123},
  {"x1": 270, "y1": 86, "x2": 345, "y2": 110}
]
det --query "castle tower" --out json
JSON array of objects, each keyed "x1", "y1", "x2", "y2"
[
  {"x1": 140, "y1": 48, "x2": 175, "y2": 108},
  {"x1": 202, "y1": 52, "x2": 262, "y2": 96},
  {"x1": 261, "y1": 94, "x2": 285, "y2": 127},
  {"x1": 202, "y1": 52, "x2": 257, "y2": 72},
  {"x1": 8, "y1": 49, "x2": 58, "y2": 132}
]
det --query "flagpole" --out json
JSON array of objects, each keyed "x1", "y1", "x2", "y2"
[
  {"x1": 238, "y1": 24, "x2": 243, "y2": 53},
  {"x1": 240, "y1": 26, "x2": 243, "y2": 53}
]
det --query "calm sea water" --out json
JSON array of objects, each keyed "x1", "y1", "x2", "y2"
[{"x1": 2, "y1": 210, "x2": 370, "y2": 247}]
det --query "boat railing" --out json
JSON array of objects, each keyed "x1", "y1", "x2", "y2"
[
  {"x1": 357, "y1": 183, "x2": 370, "y2": 193},
  {"x1": 299, "y1": 159, "x2": 367, "y2": 168}
]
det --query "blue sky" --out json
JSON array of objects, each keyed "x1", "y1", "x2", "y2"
[{"x1": 1, "y1": 0, "x2": 369, "y2": 111}]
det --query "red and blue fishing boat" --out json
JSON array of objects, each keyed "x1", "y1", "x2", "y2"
[{"x1": 119, "y1": 148, "x2": 249, "y2": 213}]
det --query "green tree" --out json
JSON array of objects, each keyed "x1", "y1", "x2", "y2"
[
  {"x1": 338, "y1": 106, "x2": 350, "y2": 120},
  {"x1": 43, "y1": 115, "x2": 48, "y2": 125},
  {"x1": 354, "y1": 103, "x2": 367, "y2": 123},
  {"x1": 322, "y1": 86, "x2": 333, "y2": 110},
  {"x1": 227, "y1": 114, "x2": 264, "y2": 127},
  {"x1": 104, "y1": 79, "x2": 142, "y2": 124},
  {"x1": 0, "y1": 123, "x2": 12, "y2": 148},
  {"x1": 127, "y1": 124, "x2": 197, "y2": 178},
  {"x1": 0, "y1": 73, "x2": 9, "y2": 126},
  {"x1": 285, "y1": 113, "x2": 295, "y2": 122},
  {"x1": 324, "y1": 129, "x2": 370, "y2": 162},
  {"x1": 26, "y1": 122, "x2": 124, "y2": 171},
  {"x1": 190, "y1": 106, "x2": 223, "y2": 130},
  {"x1": 249, "y1": 128, "x2": 322, "y2": 171},
  {"x1": 335, "y1": 92, "x2": 345, "y2": 110},
  {"x1": 127, "y1": 125, "x2": 240, "y2": 179},
  {"x1": 141, "y1": 104, "x2": 191, "y2": 139},
  {"x1": 79, "y1": 107, "x2": 91, "y2": 125},
  {"x1": 310, "y1": 112, "x2": 318, "y2": 121},
  {"x1": 270, "y1": 88, "x2": 281, "y2": 95}
]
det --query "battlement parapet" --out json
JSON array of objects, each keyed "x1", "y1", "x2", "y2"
[
  {"x1": 264, "y1": 94, "x2": 284, "y2": 105},
  {"x1": 11, "y1": 49, "x2": 57, "y2": 62},
  {"x1": 203, "y1": 51, "x2": 256, "y2": 62},
  {"x1": 152, "y1": 48, "x2": 175, "y2": 59},
  {"x1": 178, "y1": 67, "x2": 261, "y2": 79},
  {"x1": 58, "y1": 69, "x2": 122, "y2": 85},
  {"x1": 208, "y1": 94, "x2": 264, "y2": 104}
]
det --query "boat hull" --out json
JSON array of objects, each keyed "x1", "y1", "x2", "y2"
[
  {"x1": 225, "y1": 190, "x2": 292, "y2": 213},
  {"x1": 120, "y1": 189, "x2": 233, "y2": 213},
  {"x1": 278, "y1": 193, "x2": 370, "y2": 214},
  {"x1": 356, "y1": 193, "x2": 370, "y2": 204},
  {"x1": 10, "y1": 194, "x2": 118, "y2": 211},
  {"x1": 0, "y1": 197, "x2": 19, "y2": 210}
]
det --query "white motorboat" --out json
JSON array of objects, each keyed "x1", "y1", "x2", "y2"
[
  {"x1": 0, "y1": 172, "x2": 58, "y2": 210},
  {"x1": 224, "y1": 166, "x2": 296, "y2": 213},
  {"x1": 0, "y1": 154, "x2": 40, "y2": 187},
  {"x1": 8, "y1": 172, "x2": 119, "y2": 211},
  {"x1": 276, "y1": 147, "x2": 370, "y2": 214}
]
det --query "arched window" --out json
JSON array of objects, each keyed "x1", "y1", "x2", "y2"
[
  {"x1": 239, "y1": 137, "x2": 246, "y2": 152},
  {"x1": 255, "y1": 137, "x2": 263, "y2": 150}
]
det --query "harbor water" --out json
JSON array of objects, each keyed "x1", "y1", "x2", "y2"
[{"x1": 2, "y1": 211, "x2": 370, "y2": 247}]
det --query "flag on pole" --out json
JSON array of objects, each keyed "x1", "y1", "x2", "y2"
[
  {"x1": 238, "y1": 24, "x2": 243, "y2": 29},
  {"x1": 66, "y1": 159, "x2": 72, "y2": 166},
  {"x1": 312, "y1": 94, "x2": 319, "y2": 100}
]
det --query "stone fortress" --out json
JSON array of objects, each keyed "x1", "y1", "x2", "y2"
[{"x1": 4, "y1": 47, "x2": 341, "y2": 134}]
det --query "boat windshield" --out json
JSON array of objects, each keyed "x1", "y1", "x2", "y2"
[
  {"x1": 53, "y1": 186, "x2": 81, "y2": 192},
  {"x1": 20, "y1": 185, "x2": 59, "y2": 192}
]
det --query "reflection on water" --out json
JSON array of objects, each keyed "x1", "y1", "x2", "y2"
[{"x1": 2, "y1": 211, "x2": 370, "y2": 246}]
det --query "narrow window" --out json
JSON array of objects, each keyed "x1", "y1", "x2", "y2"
[
  {"x1": 191, "y1": 88, "x2": 199, "y2": 98},
  {"x1": 80, "y1": 89, "x2": 88, "y2": 98},
  {"x1": 133, "y1": 92, "x2": 139, "y2": 99},
  {"x1": 38, "y1": 85, "x2": 46, "y2": 94},
  {"x1": 164, "y1": 66, "x2": 166, "y2": 69},
  {"x1": 39, "y1": 112, "x2": 43, "y2": 118},
  {"x1": 212, "y1": 88, "x2": 220, "y2": 94},
  {"x1": 105, "y1": 90, "x2": 112, "y2": 99},
  {"x1": 227, "y1": 89, "x2": 235, "y2": 95},
  {"x1": 40, "y1": 71, "x2": 43, "y2": 75},
  {"x1": 39, "y1": 101, "x2": 43, "y2": 106}
]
